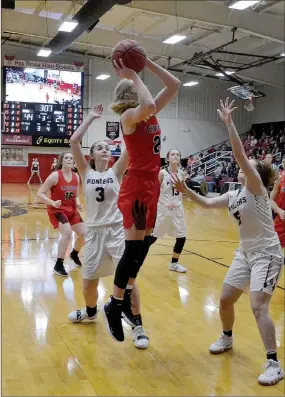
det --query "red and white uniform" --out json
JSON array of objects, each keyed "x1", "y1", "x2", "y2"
[
  {"x1": 274, "y1": 171, "x2": 285, "y2": 247},
  {"x1": 47, "y1": 170, "x2": 82, "y2": 229},
  {"x1": 118, "y1": 115, "x2": 161, "y2": 229}
]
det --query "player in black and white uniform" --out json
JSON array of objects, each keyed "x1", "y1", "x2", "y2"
[
  {"x1": 151, "y1": 149, "x2": 187, "y2": 272},
  {"x1": 68, "y1": 105, "x2": 149, "y2": 349},
  {"x1": 172, "y1": 98, "x2": 283, "y2": 386},
  {"x1": 27, "y1": 158, "x2": 43, "y2": 184}
]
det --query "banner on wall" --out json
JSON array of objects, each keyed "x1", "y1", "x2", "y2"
[
  {"x1": 106, "y1": 122, "x2": 120, "y2": 140},
  {"x1": 32, "y1": 135, "x2": 71, "y2": 147},
  {"x1": 3, "y1": 58, "x2": 84, "y2": 72},
  {"x1": 1, "y1": 147, "x2": 28, "y2": 167},
  {"x1": 2, "y1": 134, "x2": 32, "y2": 145},
  {"x1": 105, "y1": 140, "x2": 122, "y2": 157}
]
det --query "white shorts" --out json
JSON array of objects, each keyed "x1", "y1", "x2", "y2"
[
  {"x1": 153, "y1": 204, "x2": 186, "y2": 238},
  {"x1": 82, "y1": 223, "x2": 124, "y2": 280},
  {"x1": 224, "y1": 244, "x2": 284, "y2": 295}
]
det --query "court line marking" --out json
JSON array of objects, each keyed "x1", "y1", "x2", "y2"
[{"x1": 156, "y1": 243, "x2": 285, "y2": 292}]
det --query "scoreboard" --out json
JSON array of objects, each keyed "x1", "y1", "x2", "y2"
[{"x1": 3, "y1": 102, "x2": 83, "y2": 136}]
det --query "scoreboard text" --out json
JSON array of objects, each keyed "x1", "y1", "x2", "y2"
[{"x1": 3, "y1": 102, "x2": 83, "y2": 136}]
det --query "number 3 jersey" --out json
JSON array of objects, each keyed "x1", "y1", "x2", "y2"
[
  {"x1": 228, "y1": 187, "x2": 280, "y2": 252},
  {"x1": 84, "y1": 167, "x2": 122, "y2": 227},
  {"x1": 48, "y1": 170, "x2": 78, "y2": 215}
]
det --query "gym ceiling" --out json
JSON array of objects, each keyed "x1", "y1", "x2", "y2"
[{"x1": 2, "y1": 0, "x2": 284, "y2": 88}]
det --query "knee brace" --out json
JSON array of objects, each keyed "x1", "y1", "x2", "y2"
[
  {"x1": 114, "y1": 240, "x2": 142, "y2": 289},
  {"x1": 128, "y1": 235, "x2": 153, "y2": 279},
  {"x1": 149, "y1": 236, "x2": 157, "y2": 246},
  {"x1": 173, "y1": 237, "x2": 186, "y2": 254}
]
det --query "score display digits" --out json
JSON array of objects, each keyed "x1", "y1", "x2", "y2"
[{"x1": 3, "y1": 102, "x2": 83, "y2": 136}]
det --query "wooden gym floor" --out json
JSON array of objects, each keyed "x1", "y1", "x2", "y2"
[{"x1": 1, "y1": 183, "x2": 284, "y2": 396}]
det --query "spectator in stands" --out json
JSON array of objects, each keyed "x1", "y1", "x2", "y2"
[
  {"x1": 271, "y1": 143, "x2": 280, "y2": 157},
  {"x1": 281, "y1": 156, "x2": 285, "y2": 171},
  {"x1": 187, "y1": 155, "x2": 196, "y2": 169},
  {"x1": 250, "y1": 135, "x2": 257, "y2": 148}
]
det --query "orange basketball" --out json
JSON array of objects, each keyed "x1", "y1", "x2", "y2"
[{"x1": 111, "y1": 39, "x2": 147, "y2": 73}]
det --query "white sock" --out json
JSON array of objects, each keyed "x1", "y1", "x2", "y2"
[{"x1": 126, "y1": 284, "x2": 134, "y2": 290}]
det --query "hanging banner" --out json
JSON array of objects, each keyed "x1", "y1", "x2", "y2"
[
  {"x1": 1, "y1": 147, "x2": 28, "y2": 167},
  {"x1": 105, "y1": 140, "x2": 122, "y2": 157},
  {"x1": 3, "y1": 58, "x2": 84, "y2": 72},
  {"x1": 106, "y1": 121, "x2": 120, "y2": 140}
]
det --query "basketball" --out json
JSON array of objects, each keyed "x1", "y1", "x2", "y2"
[{"x1": 111, "y1": 39, "x2": 147, "y2": 73}]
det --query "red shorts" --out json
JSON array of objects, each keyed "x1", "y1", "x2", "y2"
[
  {"x1": 274, "y1": 216, "x2": 285, "y2": 247},
  {"x1": 48, "y1": 209, "x2": 83, "y2": 229},
  {"x1": 118, "y1": 171, "x2": 160, "y2": 230}
]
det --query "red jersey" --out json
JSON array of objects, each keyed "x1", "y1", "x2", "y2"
[
  {"x1": 122, "y1": 115, "x2": 161, "y2": 177},
  {"x1": 48, "y1": 170, "x2": 78, "y2": 215},
  {"x1": 276, "y1": 172, "x2": 285, "y2": 211}
]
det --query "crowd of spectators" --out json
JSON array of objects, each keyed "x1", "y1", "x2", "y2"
[{"x1": 183, "y1": 123, "x2": 285, "y2": 194}]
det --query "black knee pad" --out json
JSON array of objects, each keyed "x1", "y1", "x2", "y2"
[
  {"x1": 173, "y1": 237, "x2": 186, "y2": 254},
  {"x1": 149, "y1": 236, "x2": 157, "y2": 246},
  {"x1": 128, "y1": 235, "x2": 153, "y2": 279},
  {"x1": 114, "y1": 240, "x2": 142, "y2": 289}
]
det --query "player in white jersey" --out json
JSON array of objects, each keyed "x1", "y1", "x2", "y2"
[
  {"x1": 151, "y1": 149, "x2": 187, "y2": 272},
  {"x1": 67, "y1": 105, "x2": 148, "y2": 349},
  {"x1": 171, "y1": 98, "x2": 283, "y2": 386}
]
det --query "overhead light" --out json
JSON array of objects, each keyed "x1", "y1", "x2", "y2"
[
  {"x1": 37, "y1": 48, "x2": 52, "y2": 57},
  {"x1": 215, "y1": 70, "x2": 235, "y2": 76},
  {"x1": 163, "y1": 35, "x2": 187, "y2": 44},
  {"x1": 229, "y1": 1, "x2": 259, "y2": 10},
  {"x1": 96, "y1": 74, "x2": 110, "y2": 80},
  {"x1": 183, "y1": 81, "x2": 199, "y2": 87},
  {"x1": 58, "y1": 20, "x2": 78, "y2": 32},
  {"x1": 280, "y1": 52, "x2": 285, "y2": 57}
]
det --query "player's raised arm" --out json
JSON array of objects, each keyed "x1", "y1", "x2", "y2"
[
  {"x1": 270, "y1": 178, "x2": 285, "y2": 220},
  {"x1": 145, "y1": 58, "x2": 181, "y2": 114},
  {"x1": 218, "y1": 98, "x2": 264, "y2": 196},
  {"x1": 113, "y1": 149, "x2": 129, "y2": 182},
  {"x1": 112, "y1": 59, "x2": 156, "y2": 129},
  {"x1": 171, "y1": 174, "x2": 229, "y2": 209},
  {"x1": 70, "y1": 104, "x2": 103, "y2": 177}
]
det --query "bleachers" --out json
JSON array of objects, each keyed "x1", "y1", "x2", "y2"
[{"x1": 183, "y1": 121, "x2": 285, "y2": 195}]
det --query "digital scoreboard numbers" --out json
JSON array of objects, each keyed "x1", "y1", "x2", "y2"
[{"x1": 3, "y1": 102, "x2": 83, "y2": 136}]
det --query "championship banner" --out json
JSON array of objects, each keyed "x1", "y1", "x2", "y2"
[
  {"x1": 105, "y1": 140, "x2": 122, "y2": 157},
  {"x1": 1, "y1": 147, "x2": 28, "y2": 167},
  {"x1": 3, "y1": 58, "x2": 84, "y2": 72},
  {"x1": 32, "y1": 135, "x2": 71, "y2": 147},
  {"x1": 106, "y1": 121, "x2": 120, "y2": 140},
  {"x1": 2, "y1": 134, "x2": 32, "y2": 145}
]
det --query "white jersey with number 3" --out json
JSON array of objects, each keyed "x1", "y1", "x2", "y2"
[
  {"x1": 228, "y1": 187, "x2": 279, "y2": 252},
  {"x1": 84, "y1": 167, "x2": 122, "y2": 227},
  {"x1": 159, "y1": 168, "x2": 184, "y2": 207}
]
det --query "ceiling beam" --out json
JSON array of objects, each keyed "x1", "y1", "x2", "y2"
[
  {"x1": 258, "y1": 0, "x2": 284, "y2": 14},
  {"x1": 34, "y1": 0, "x2": 46, "y2": 16},
  {"x1": 126, "y1": 1, "x2": 284, "y2": 43}
]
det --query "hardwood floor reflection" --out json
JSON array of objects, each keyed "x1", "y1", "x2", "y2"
[{"x1": 2, "y1": 183, "x2": 284, "y2": 396}]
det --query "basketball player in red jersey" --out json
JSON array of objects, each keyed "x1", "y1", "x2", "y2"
[
  {"x1": 37, "y1": 153, "x2": 85, "y2": 276},
  {"x1": 104, "y1": 57, "x2": 181, "y2": 342},
  {"x1": 271, "y1": 160, "x2": 285, "y2": 257}
]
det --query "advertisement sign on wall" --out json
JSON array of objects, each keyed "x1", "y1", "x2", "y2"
[
  {"x1": 1, "y1": 134, "x2": 32, "y2": 145},
  {"x1": 105, "y1": 140, "x2": 122, "y2": 157},
  {"x1": 1, "y1": 147, "x2": 28, "y2": 167},
  {"x1": 32, "y1": 135, "x2": 71, "y2": 147}
]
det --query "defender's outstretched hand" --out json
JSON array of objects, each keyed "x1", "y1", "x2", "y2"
[{"x1": 217, "y1": 98, "x2": 237, "y2": 124}]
